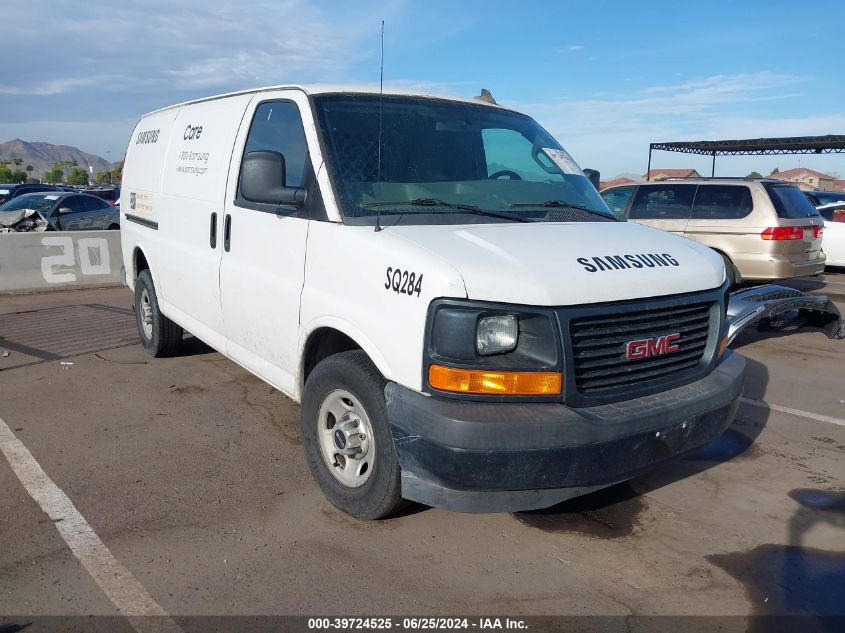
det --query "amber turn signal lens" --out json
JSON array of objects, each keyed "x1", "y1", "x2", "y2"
[
  {"x1": 718, "y1": 337, "x2": 729, "y2": 358},
  {"x1": 428, "y1": 364, "x2": 562, "y2": 395}
]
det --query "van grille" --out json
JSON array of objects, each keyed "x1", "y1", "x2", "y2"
[{"x1": 568, "y1": 301, "x2": 713, "y2": 395}]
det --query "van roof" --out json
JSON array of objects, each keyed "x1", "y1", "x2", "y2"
[{"x1": 143, "y1": 84, "x2": 505, "y2": 117}]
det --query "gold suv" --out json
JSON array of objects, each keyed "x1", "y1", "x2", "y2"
[{"x1": 600, "y1": 178, "x2": 825, "y2": 284}]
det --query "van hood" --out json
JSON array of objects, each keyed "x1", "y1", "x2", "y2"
[{"x1": 386, "y1": 221, "x2": 725, "y2": 305}]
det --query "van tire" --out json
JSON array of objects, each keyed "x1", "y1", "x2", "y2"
[
  {"x1": 300, "y1": 350, "x2": 407, "y2": 520},
  {"x1": 721, "y1": 254, "x2": 739, "y2": 287},
  {"x1": 134, "y1": 270, "x2": 183, "y2": 357}
]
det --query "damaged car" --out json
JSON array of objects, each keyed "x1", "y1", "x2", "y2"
[{"x1": 0, "y1": 192, "x2": 120, "y2": 233}]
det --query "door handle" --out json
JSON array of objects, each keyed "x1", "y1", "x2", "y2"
[
  {"x1": 223, "y1": 214, "x2": 231, "y2": 252},
  {"x1": 210, "y1": 212, "x2": 217, "y2": 248}
]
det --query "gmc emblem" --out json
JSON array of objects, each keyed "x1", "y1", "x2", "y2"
[{"x1": 626, "y1": 333, "x2": 681, "y2": 360}]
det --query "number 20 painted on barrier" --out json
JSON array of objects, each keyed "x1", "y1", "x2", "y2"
[{"x1": 40, "y1": 236, "x2": 111, "y2": 284}]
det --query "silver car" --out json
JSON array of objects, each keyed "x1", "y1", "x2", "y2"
[{"x1": 0, "y1": 192, "x2": 120, "y2": 232}]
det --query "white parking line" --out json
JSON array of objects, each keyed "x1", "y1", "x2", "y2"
[
  {"x1": 0, "y1": 415, "x2": 181, "y2": 633},
  {"x1": 740, "y1": 397, "x2": 845, "y2": 428}
]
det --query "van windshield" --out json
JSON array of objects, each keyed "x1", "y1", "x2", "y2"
[{"x1": 313, "y1": 95, "x2": 615, "y2": 226}]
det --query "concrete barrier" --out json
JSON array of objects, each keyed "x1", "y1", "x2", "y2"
[{"x1": 0, "y1": 231, "x2": 125, "y2": 294}]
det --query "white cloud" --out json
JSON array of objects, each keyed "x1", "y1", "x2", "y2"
[
  {"x1": 554, "y1": 44, "x2": 584, "y2": 53},
  {"x1": 0, "y1": 0, "x2": 392, "y2": 97},
  {"x1": 0, "y1": 0, "x2": 410, "y2": 156},
  {"x1": 0, "y1": 77, "x2": 101, "y2": 96}
]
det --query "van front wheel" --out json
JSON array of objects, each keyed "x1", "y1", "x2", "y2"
[
  {"x1": 134, "y1": 270, "x2": 183, "y2": 357},
  {"x1": 300, "y1": 351, "x2": 406, "y2": 520}
]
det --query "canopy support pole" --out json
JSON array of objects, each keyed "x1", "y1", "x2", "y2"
[{"x1": 646, "y1": 144, "x2": 653, "y2": 181}]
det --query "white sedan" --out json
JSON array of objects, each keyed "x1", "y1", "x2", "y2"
[{"x1": 819, "y1": 203, "x2": 845, "y2": 267}]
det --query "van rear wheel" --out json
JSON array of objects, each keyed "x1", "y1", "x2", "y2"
[
  {"x1": 134, "y1": 270, "x2": 183, "y2": 357},
  {"x1": 300, "y1": 351, "x2": 406, "y2": 520}
]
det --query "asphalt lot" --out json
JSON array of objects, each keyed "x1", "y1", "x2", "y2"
[{"x1": 0, "y1": 274, "x2": 843, "y2": 629}]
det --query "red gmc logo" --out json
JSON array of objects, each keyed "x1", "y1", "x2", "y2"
[{"x1": 626, "y1": 333, "x2": 681, "y2": 360}]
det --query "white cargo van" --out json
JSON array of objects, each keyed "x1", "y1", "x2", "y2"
[{"x1": 121, "y1": 85, "x2": 745, "y2": 519}]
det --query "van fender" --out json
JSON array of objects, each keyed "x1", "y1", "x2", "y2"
[
  {"x1": 726, "y1": 284, "x2": 843, "y2": 345},
  {"x1": 127, "y1": 243, "x2": 158, "y2": 289},
  {"x1": 707, "y1": 247, "x2": 739, "y2": 283},
  {"x1": 298, "y1": 316, "x2": 394, "y2": 398}
]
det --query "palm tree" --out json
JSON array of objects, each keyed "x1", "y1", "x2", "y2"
[{"x1": 25, "y1": 165, "x2": 33, "y2": 182}]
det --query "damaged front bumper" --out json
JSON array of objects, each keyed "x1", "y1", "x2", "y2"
[
  {"x1": 0, "y1": 208, "x2": 49, "y2": 233},
  {"x1": 385, "y1": 352, "x2": 745, "y2": 513},
  {"x1": 726, "y1": 284, "x2": 844, "y2": 344}
]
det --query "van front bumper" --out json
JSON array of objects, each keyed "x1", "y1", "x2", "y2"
[{"x1": 385, "y1": 351, "x2": 745, "y2": 513}]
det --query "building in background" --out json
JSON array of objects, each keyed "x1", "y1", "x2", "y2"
[
  {"x1": 768, "y1": 167, "x2": 837, "y2": 191},
  {"x1": 599, "y1": 176, "x2": 638, "y2": 190},
  {"x1": 642, "y1": 168, "x2": 701, "y2": 181}
]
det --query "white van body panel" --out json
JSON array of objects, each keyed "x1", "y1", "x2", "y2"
[
  {"x1": 299, "y1": 222, "x2": 467, "y2": 395},
  {"x1": 219, "y1": 90, "x2": 315, "y2": 396},
  {"x1": 156, "y1": 94, "x2": 255, "y2": 351},
  {"x1": 386, "y1": 221, "x2": 726, "y2": 305}
]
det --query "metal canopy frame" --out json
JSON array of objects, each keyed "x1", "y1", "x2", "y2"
[{"x1": 646, "y1": 135, "x2": 845, "y2": 180}]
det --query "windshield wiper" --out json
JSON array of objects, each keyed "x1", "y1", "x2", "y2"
[
  {"x1": 361, "y1": 198, "x2": 528, "y2": 222},
  {"x1": 509, "y1": 200, "x2": 617, "y2": 220}
]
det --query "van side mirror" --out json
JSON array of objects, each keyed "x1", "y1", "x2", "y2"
[
  {"x1": 583, "y1": 168, "x2": 601, "y2": 190},
  {"x1": 241, "y1": 151, "x2": 307, "y2": 207}
]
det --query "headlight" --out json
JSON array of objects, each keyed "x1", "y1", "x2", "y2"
[
  {"x1": 476, "y1": 315, "x2": 518, "y2": 355},
  {"x1": 424, "y1": 300, "x2": 562, "y2": 398}
]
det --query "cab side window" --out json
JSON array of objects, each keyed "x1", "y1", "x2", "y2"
[
  {"x1": 600, "y1": 186, "x2": 635, "y2": 219},
  {"x1": 691, "y1": 185, "x2": 753, "y2": 220},
  {"x1": 242, "y1": 101, "x2": 308, "y2": 188},
  {"x1": 629, "y1": 185, "x2": 695, "y2": 220}
]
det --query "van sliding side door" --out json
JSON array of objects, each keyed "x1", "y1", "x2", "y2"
[{"x1": 219, "y1": 91, "x2": 313, "y2": 397}]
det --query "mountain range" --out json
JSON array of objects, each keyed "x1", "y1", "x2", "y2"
[{"x1": 0, "y1": 139, "x2": 113, "y2": 177}]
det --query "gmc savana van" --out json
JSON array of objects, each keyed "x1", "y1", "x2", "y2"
[{"x1": 121, "y1": 85, "x2": 745, "y2": 519}]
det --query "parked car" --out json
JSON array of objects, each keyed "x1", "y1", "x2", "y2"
[
  {"x1": 600, "y1": 178, "x2": 825, "y2": 284},
  {"x1": 85, "y1": 186, "x2": 121, "y2": 206},
  {"x1": 805, "y1": 190, "x2": 845, "y2": 208},
  {"x1": 0, "y1": 192, "x2": 120, "y2": 232},
  {"x1": 0, "y1": 183, "x2": 69, "y2": 205},
  {"x1": 122, "y1": 84, "x2": 745, "y2": 519},
  {"x1": 814, "y1": 203, "x2": 845, "y2": 267}
]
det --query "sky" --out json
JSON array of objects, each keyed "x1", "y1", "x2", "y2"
[{"x1": 2, "y1": 0, "x2": 844, "y2": 179}]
